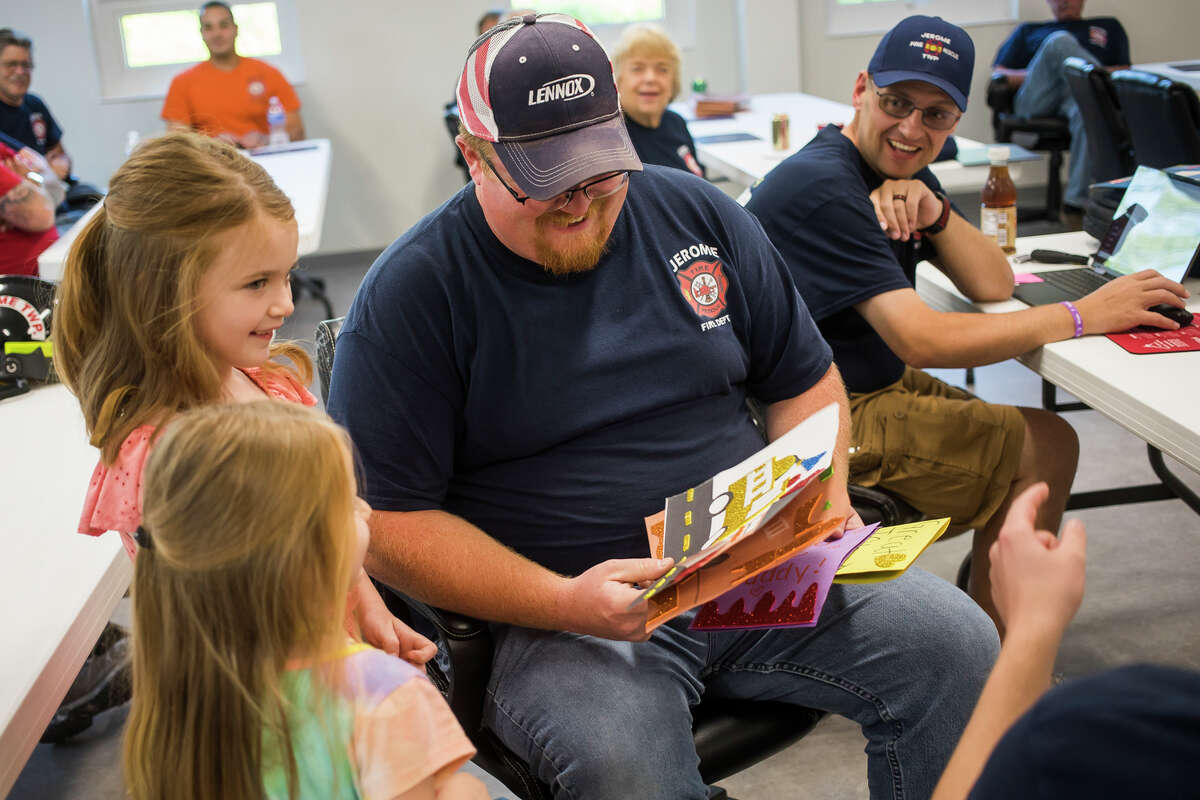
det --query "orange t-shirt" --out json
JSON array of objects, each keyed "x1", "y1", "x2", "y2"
[{"x1": 161, "y1": 57, "x2": 300, "y2": 138}]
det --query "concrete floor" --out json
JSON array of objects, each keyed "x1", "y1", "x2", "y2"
[{"x1": 13, "y1": 194, "x2": 1200, "y2": 799}]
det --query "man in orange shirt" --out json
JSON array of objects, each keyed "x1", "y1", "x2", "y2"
[{"x1": 162, "y1": 1, "x2": 304, "y2": 148}]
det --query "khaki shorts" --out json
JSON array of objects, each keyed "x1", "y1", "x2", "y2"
[{"x1": 848, "y1": 368, "x2": 1025, "y2": 530}]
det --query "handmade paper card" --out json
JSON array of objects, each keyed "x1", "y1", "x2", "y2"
[
  {"x1": 690, "y1": 523, "x2": 879, "y2": 631},
  {"x1": 642, "y1": 404, "x2": 838, "y2": 595},
  {"x1": 638, "y1": 404, "x2": 846, "y2": 631},
  {"x1": 834, "y1": 518, "x2": 950, "y2": 583}
]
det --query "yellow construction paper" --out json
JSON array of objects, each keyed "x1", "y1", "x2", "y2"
[{"x1": 833, "y1": 517, "x2": 951, "y2": 584}]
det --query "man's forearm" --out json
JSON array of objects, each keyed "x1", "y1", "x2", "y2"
[
  {"x1": 765, "y1": 363, "x2": 851, "y2": 511},
  {"x1": 858, "y1": 286, "x2": 1083, "y2": 370},
  {"x1": 365, "y1": 508, "x2": 571, "y2": 628},
  {"x1": 927, "y1": 213, "x2": 1014, "y2": 303},
  {"x1": 918, "y1": 305, "x2": 1077, "y2": 368},
  {"x1": 0, "y1": 180, "x2": 56, "y2": 231}
]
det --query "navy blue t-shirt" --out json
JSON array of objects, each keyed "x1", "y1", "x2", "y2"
[
  {"x1": 970, "y1": 664, "x2": 1200, "y2": 799},
  {"x1": 994, "y1": 18, "x2": 1129, "y2": 70},
  {"x1": 745, "y1": 125, "x2": 946, "y2": 394},
  {"x1": 624, "y1": 109, "x2": 706, "y2": 179},
  {"x1": 328, "y1": 165, "x2": 831, "y2": 577},
  {"x1": 0, "y1": 93, "x2": 62, "y2": 155}
]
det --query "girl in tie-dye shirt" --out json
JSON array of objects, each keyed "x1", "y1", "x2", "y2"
[{"x1": 121, "y1": 402, "x2": 486, "y2": 800}]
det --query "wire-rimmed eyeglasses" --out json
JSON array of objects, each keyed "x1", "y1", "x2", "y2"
[
  {"x1": 873, "y1": 90, "x2": 961, "y2": 131},
  {"x1": 481, "y1": 154, "x2": 629, "y2": 211}
]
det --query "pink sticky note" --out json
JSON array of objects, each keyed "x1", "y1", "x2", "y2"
[
  {"x1": 1013, "y1": 273, "x2": 1044, "y2": 284},
  {"x1": 690, "y1": 523, "x2": 879, "y2": 631}
]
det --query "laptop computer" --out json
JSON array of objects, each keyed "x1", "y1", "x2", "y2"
[{"x1": 1013, "y1": 167, "x2": 1200, "y2": 306}]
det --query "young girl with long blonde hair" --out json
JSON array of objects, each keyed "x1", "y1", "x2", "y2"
[
  {"x1": 54, "y1": 131, "x2": 434, "y2": 662},
  {"x1": 126, "y1": 401, "x2": 485, "y2": 799}
]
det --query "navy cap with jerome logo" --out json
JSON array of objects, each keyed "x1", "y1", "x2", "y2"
[
  {"x1": 868, "y1": 15, "x2": 975, "y2": 111},
  {"x1": 456, "y1": 13, "x2": 643, "y2": 201}
]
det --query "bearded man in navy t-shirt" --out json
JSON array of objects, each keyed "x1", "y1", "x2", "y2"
[
  {"x1": 329, "y1": 13, "x2": 999, "y2": 800},
  {"x1": 993, "y1": 0, "x2": 1130, "y2": 208}
]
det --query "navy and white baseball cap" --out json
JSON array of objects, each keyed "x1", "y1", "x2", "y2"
[
  {"x1": 867, "y1": 15, "x2": 975, "y2": 111},
  {"x1": 456, "y1": 13, "x2": 643, "y2": 201}
]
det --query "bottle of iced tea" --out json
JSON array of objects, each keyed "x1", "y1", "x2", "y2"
[{"x1": 981, "y1": 146, "x2": 1017, "y2": 255}]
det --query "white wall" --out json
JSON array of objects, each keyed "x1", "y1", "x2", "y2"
[
  {"x1": 9, "y1": 0, "x2": 1194, "y2": 254},
  {"x1": 16, "y1": 0, "x2": 493, "y2": 254}
]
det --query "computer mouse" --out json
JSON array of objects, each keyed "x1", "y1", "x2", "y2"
[{"x1": 1148, "y1": 304, "x2": 1195, "y2": 327}]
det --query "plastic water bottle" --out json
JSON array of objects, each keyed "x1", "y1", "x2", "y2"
[{"x1": 267, "y1": 97, "x2": 288, "y2": 146}]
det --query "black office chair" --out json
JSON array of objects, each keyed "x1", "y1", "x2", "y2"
[
  {"x1": 987, "y1": 73, "x2": 1071, "y2": 220},
  {"x1": 1064, "y1": 57, "x2": 1136, "y2": 186},
  {"x1": 316, "y1": 317, "x2": 921, "y2": 799},
  {"x1": 1111, "y1": 70, "x2": 1200, "y2": 169},
  {"x1": 291, "y1": 272, "x2": 334, "y2": 320},
  {"x1": 54, "y1": 181, "x2": 105, "y2": 232}
]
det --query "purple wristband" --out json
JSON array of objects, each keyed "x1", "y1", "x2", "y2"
[{"x1": 1060, "y1": 301, "x2": 1083, "y2": 338}]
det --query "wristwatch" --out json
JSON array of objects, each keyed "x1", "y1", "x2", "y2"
[{"x1": 918, "y1": 191, "x2": 951, "y2": 236}]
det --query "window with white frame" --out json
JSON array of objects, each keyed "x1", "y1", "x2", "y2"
[
  {"x1": 827, "y1": 0, "x2": 1017, "y2": 37},
  {"x1": 88, "y1": 0, "x2": 305, "y2": 101},
  {"x1": 518, "y1": 0, "x2": 664, "y2": 26},
  {"x1": 511, "y1": 0, "x2": 695, "y2": 49}
]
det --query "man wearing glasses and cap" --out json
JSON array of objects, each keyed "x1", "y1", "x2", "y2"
[
  {"x1": 0, "y1": 29, "x2": 72, "y2": 181},
  {"x1": 330, "y1": 14, "x2": 998, "y2": 799},
  {"x1": 747, "y1": 16, "x2": 1184, "y2": 629}
]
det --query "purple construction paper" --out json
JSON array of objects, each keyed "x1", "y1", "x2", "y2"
[{"x1": 690, "y1": 523, "x2": 879, "y2": 631}]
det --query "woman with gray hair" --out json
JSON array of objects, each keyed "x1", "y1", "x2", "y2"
[{"x1": 612, "y1": 23, "x2": 705, "y2": 178}]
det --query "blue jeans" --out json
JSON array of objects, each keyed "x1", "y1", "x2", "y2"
[
  {"x1": 483, "y1": 568, "x2": 999, "y2": 799},
  {"x1": 1013, "y1": 31, "x2": 1102, "y2": 208}
]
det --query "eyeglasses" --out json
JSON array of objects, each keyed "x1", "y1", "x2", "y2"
[
  {"x1": 481, "y1": 154, "x2": 629, "y2": 210},
  {"x1": 0, "y1": 60, "x2": 33, "y2": 72},
  {"x1": 874, "y1": 90, "x2": 961, "y2": 131}
]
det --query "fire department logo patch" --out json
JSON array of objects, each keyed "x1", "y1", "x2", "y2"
[
  {"x1": 248, "y1": 80, "x2": 265, "y2": 97},
  {"x1": 29, "y1": 113, "x2": 47, "y2": 148},
  {"x1": 677, "y1": 259, "x2": 728, "y2": 319}
]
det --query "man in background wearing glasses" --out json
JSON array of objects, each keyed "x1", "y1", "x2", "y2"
[
  {"x1": 0, "y1": 28, "x2": 71, "y2": 181},
  {"x1": 748, "y1": 16, "x2": 1183, "y2": 628},
  {"x1": 331, "y1": 13, "x2": 1000, "y2": 799}
]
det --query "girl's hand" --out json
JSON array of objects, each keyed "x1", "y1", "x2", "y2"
[
  {"x1": 988, "y1": 482, "x2": 1087, "y2": 640},
  {"x1": 348, "y1": 569, "x2": 438, "y2": 666}
]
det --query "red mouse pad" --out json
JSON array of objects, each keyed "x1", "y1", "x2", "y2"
[{"x1": 1107, "y1": 322, "x2": 1200, "y2": 354}]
